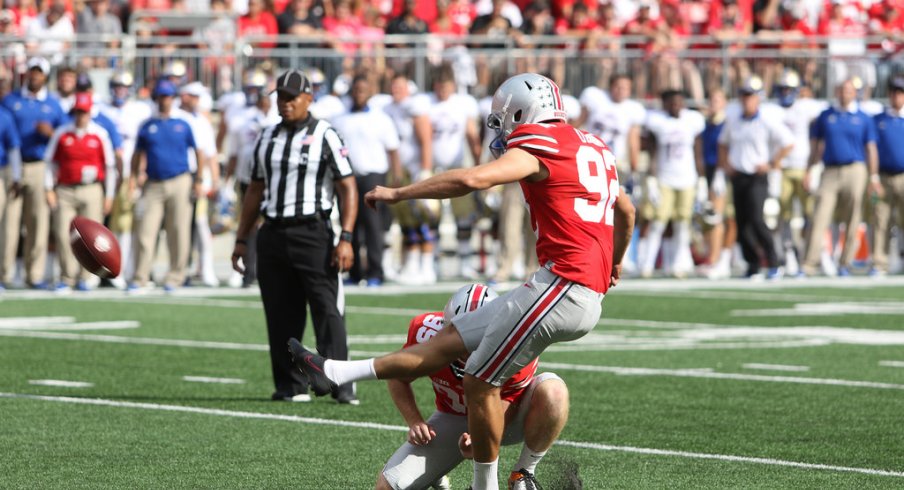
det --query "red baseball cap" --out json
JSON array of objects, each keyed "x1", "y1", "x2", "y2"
[{"x1": 73, "y1": 92, "x2": 93, "y2": 113}]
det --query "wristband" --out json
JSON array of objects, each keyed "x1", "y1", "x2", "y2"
[
  {"x1": 871, "y1": 174, "x2": 880, "y2": 184},
  {"x1": 235, "y1": 238, "x2": 247, "y2": 246},
  {"x1": 339, "y1": 231, "x2": 353, "y2": 243}
]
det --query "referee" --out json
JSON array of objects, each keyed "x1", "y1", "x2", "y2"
[{"x1": 231, "y1": 70, "x2": 359, "y2": 404}]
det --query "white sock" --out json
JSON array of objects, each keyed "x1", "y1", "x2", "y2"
[
  {"x1": 642, "y1": 221, "x2": 666, "y2": 273},
  {"x1": 323, "y1": 359, "x2": 377, "y2": 386},
  {"x1": 472, "y1": 459, "x2": 499, "y2": 490},
  {"x1": 514, "y1": 445, "x2": 546, "y2": 474}
]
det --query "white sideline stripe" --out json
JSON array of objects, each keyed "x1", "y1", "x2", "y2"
[
  {"x1": 2, "y1": 392, "x2": 902, "y2": 479},
  {"x1": 182, "y1": 376, "x2": 246, "y2": 384},
  {"x1": 879, "y1": 361, "x2": 904, "y2": 368},
  {"x1": 742, "y1": 363, "x2": 811, "y2": 372},
  {"x1": 539, "y1": 362, "x2": 904, "y2": 390},
  {"x1": 732, "y1": 303, "x2": 904, "y2": 317},
  {"x1": 28, "y1": 380, "x2": 93, "y2": 388},
  {"x1": 555, "y1": 440, "x2": 904, "y2": 478}
]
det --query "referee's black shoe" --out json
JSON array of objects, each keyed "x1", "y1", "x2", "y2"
[{"x1": 287, "y1": 339, "x2": 334, "y2": 396}]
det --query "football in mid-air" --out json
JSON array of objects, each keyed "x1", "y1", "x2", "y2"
[{"x1": 69, "y1": 216, "x2": 121, "y2": 278}]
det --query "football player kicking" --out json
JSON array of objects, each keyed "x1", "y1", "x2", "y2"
[
  {"x1": 377, "y1": 284, "x2": 567, "y2": 490},
  {"x1": 291, "y1": 73, "x2": 635, "y2": 490}
]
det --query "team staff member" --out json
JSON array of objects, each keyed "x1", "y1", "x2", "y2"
[
  {"x1": 231, "y1": 70, "x2": 359, "y2": 404},
  {"x1": 870, "y1": 76, "x2": 904, "y2": 277},
  {"x1": 802, "y1": 78, "x2": 880, "y2": 277},
  {"x1": 718, "y1": 76, "x2": 794, "y2": 280},
  {"x1": 1, "y1": 56, "x2": 66, "y2": 289},
  {"x1": 0, "y1": 107, "x2": 21, "y2": 290},
  {"x1": 44, "y1": 92, "x2": 115, "y2": 291},
  {"x1": 332, "y1": 75, "x2": 401, "y2": 287},
  {"x1": 128, "y1": 79, "x2": 203, "y2": 292}
]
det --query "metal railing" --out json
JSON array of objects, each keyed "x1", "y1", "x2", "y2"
[{"x1": 1, "y1": 32, "x2": 902, "y2": 102}]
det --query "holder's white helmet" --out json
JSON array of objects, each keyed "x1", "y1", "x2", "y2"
[
  {"x1": 487, "y1": 73, "x2": 567, "y2": 157},
  {"x1": 444, "y1": 283, "x2": 498, "y2": 327}
]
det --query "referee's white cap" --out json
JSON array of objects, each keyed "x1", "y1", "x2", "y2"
[{"x1": 273, "y1": 69, "x2": 312, "y2": 97}]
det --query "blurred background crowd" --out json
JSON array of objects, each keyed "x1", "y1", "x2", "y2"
[{"x1": 0, "y1": 0, "x2": 903, "y2": 291}]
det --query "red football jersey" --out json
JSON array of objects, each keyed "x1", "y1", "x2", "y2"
[
  {"x1": 405, "y1": 312, "x2": 538, "y2": 415},
  {"x1": 506, "y1": 121, "x2": 620, "y2": 293}
]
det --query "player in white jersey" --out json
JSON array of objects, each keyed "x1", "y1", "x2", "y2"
[
  {"x1": 382, "y1": 72, "x2": 438, "y2": 284},
  {"x1": 309, "y1": 72, "x2": 351, "y2": 123},
  {"x1": 224, "y1": 80, "x2": 280, "y2": 288},
  {"x1": 174, "y1": 82, "x2": 220, "y2": 287},
  {"x1": 640, "y1": 90, "x2": 706, "y2": 278},
  {"x1": 428, "y1": 65, "x2": 482, "y2": 278},
  {"x1": 98, "y1": 70, "x2": 153, "y2": 286},
  {"x1": 579, "y1": 74, "x2": 645, "y2": 182},
  {"x1": 772, "y1": 70, "x2": 828, "y2": 275}
]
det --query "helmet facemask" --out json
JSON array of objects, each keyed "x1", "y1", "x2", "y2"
[{"x1": 485, "y1": 73, "x2": 567, "y2": 159}]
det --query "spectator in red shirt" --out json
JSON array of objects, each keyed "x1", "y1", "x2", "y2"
[
  {"x1": 238, "y1": 0, "x2": 279, "y2": 49},
  {"x1": 650, "y1": 0, "x2": 703, "y2": 101},
  {"x1": 703, "y1": 0, "x2": 753, "y2": 95},
  {"x1": 430, "y1": 0, "x2": 477, "y2": 38},
  {"x1": 385, "y1": 0, "x2": 428, "y2": 35}
]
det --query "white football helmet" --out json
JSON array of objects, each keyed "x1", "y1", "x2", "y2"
[
  {"x1": 487, "y1": 73, "x2": 568, "y2": 157},
  {"x1": 443, "y1": 283, "x2": 498, "y2": 327}
]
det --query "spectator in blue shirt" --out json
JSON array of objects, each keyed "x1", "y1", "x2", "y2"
[
  {"x1": 870, "y1": 76, "x2": 904, "y2": 276},
  {"x1": 0, "y1": 106, "x2": 21, "y2": 290},
  {"x1": 0, "y1": 57, "x2": 65, "y2": 289},
  {"x1": 128, "y1": 79, "x2": 202, "y2": 292},
  {"x1": 802, "y1": 78, "x2": 880, "y2": 277}
]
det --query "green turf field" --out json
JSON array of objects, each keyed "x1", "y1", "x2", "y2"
[{"x1": 2, "y1": 278, "x2": 904, "y2": 489}]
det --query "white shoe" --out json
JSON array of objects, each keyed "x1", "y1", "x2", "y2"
[
  {"x1": 202, "y1": 276, "x2": 220, "y2": 288},
  {"x1": 227, "y1": 272, "x2": 243, "y2": 288},
  {"x1": 110, "y1": 276, "x2": 128, "y2": 290}
]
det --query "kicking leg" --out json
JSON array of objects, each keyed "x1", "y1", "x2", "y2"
[{"x1": 288, "y1": 322, "x2": 469, "y2": 393}]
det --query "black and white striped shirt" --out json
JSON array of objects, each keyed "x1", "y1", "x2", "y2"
[{"x1": 251, "y1": 115, "x2": 354, "y2": 219}]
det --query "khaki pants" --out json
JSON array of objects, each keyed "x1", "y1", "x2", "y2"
[
  {"x1": 54, "y1": 184, "x2": 104, "y2": 285},
  {"x1": 494, "y1": 182, "x2": 538, "y2": 282},
  {"x1": 780, "y1": 168, "x2": 811, "y2": 222},
  {"x1": 132, "y1": 173, "x2": 193, "y2": 288},
  {"x1": 2, "y1": 162, "x2": 49, "y2": 285},
  {"x1": 803, "y1": 163, "x2": 868, "y2": 272},
  {"x1": 654, "y1": 185, "x2": 695, "y2": 224},
  {"x1": 872, "y1": 172, "x2": 904, "y2": 272}
]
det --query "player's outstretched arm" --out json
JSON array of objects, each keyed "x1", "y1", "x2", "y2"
[
  {"x1": 364, "y1": 148, "x2": 541, "y2": 208},
  {"x1": 611, "y1": 186, "x2": 636, "y2": 288},
  {"x1": 387, "y1": 379, "x2": 436, "y2": 446}
]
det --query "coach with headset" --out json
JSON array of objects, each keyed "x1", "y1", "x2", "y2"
[{"x1": 231, "y1": 70, "x2": 360, "y2": 405}]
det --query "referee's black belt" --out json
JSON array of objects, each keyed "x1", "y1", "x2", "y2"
[{"x1": 263, "y1": 212, "x2": 329, "y2": 228}]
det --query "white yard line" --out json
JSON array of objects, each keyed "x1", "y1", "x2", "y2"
[
  {"x1": 28, "y1": 380, "x2": 93, "y2": 388},
  {"x1": 2, "y1": 329, "x2": 902, "y2": 390},
  {"x1": 879, "y1": 361, "x2": 904, "y2": 368},
  {"x1": 555, "y1": 440, "x2": 904, "y2": 478},
  {"x1": 182, "y1": 376, "x2": 246, "y2": 384},
  {"x1": 742, "y1": 363, "x2": 811, "y2": 372},
  {"x1": 539, "y1": 362, "x2": 904, "y2": 390},
  {"x1": 1, "y1": 391, "x2": 902, "y2": 479}
]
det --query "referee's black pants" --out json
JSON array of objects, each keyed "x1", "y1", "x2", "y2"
[
  {"x1": 256, "y1": 219, "x2": 354, "y2": 399},
  {"x1": 349, "y1": 172, "x2": 386, "y2": 283},
  {"x1": 732, "y1": 172, "x2": 778, "y2": 274}
]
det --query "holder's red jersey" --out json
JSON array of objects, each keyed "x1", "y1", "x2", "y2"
[
  {"x1": 506, "y1": 121, "x2": 620, "y2": 293},
  {"x1": 405, "y1": 312, "x2": 538, "y2": 415}
]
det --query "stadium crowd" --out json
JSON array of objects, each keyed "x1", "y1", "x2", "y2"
[{"x1": 0, "y1": 0, "x2": 903, "y2": 291}]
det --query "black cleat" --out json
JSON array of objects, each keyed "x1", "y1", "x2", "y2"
[
  {"x1": 287, "y1": 338, "x2": 334, "y2": 396},
  {"x1": 508, "y1": 468, "x2": 543, "y2": 490}
]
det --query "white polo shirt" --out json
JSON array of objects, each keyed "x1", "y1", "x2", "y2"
[
  {"x1": 719, "y1": 109, "x2": 795, "y2": 175},
  {"x1": 228, "y1": 105, "x2": 280, "y2": 184},
  {"x1": 331, "y1": 107, "x2": 400, "y2": 176},
  {"x1": 645, "y1": 108, "x2": 706, "y2": 189}
]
